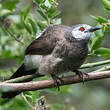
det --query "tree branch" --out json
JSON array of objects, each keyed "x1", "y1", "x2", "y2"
[
  {"x1": 1, "y1": 70, "x2": 110, "y2": 93},
  {"x1": 3, "y1": 59, "x2": 110, "y2": 84},
  {"x1": 1, "y1": 60, "x2": 110, "y2": 93}
]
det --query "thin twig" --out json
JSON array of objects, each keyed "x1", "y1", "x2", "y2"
[
  {"x1": 95, "y1": 65, "x2": 110, "y2": 72},
  {"x1": 0, "y1": 19, "x2": 24, "y2": 45},
  {"x1": 6, "y1": 29, "x2": 24, "y2": 45},
  {"x1": 5, "y1": 74, "x2": 45, "y2": 83},
  {"x1": 80, "y1": 59, "x2": 110, "y2": 69},
  {"x1": 21, "y1": 93, "x2": 34, "y2": 110}
]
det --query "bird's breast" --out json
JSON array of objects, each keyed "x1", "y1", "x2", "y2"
[
  {"x1": 66, "y1": 42, "x2": 88, "y2": 69},
  {"x1": 52, "y1": 40, "x2": 88, "y2": 71}
]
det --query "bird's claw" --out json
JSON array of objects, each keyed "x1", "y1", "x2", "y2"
[
  {"x1": 74, "y1": 70, "x2": 88, "y2": 84},
  {"x1": 51, "y1": 74, "x2": 64, "y2": 91}
]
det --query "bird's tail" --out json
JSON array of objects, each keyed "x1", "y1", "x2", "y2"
[{"x1": 1, "y1": 64, "x2": 37, "y2": 98}]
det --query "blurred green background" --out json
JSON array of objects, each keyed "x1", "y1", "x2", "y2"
[{"x1": 0, "y1": 0, "x2": 110, "y2": 110}]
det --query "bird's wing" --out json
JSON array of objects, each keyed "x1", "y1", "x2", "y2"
[{"x1": 25, "y1": 25, "x2": 70, "y2": 55}]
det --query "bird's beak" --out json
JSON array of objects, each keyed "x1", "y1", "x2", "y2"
[{"x1": 88, "y1": 27, "x2": 101, "y2": 32}]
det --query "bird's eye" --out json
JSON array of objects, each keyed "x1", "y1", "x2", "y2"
[{"x1": 79, "y1": 27, "x2": 85, "y2": 31}]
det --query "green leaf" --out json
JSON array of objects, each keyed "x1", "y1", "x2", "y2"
[
  {"x1": 37, "y1": 9, "x2": 48, "y2": 20},
  {"x1": 102, "y1": 0, "x2": 110, "y2": 11},
  {"x1": 91, "y1": 15, "x2": 108, "y2": 24},
  {"x1": 23, "y1": 91, "x2": 40, "y2": 105},
  {"x1": 48, "y1": 7, "x2": 60, "y2": 19},
  {"x1": 23, "y1": 22, "x2": 32, "y2": 34},
  {"x1": 40, "y1": 4, "x2": 47, "y2": 9},
  {"x1": 48, "y1": 0, "x2": 54, "y2": 5},
  {"x1": 15, "y1": 23, "x2": 24, "y2": 30},
  {"x1": 60, "y1": 85, "x2": 70, "y2": 94},
  {"x1": 28, "y1": 18, "x2": 37, "y2": 35},
  {"x1": 34, "y1": 0, "x2": 45, "y2": 4},
  {"x1": 31, "y1": 91, "x2": 40, "y2": 104},
  {"x1": 94, "y1": 47, "x2": 110, "y2": 58},
  {"x1": 37, "y1": 21, "x2": 48, "y2": 30},
  {"x1": 94, "y1": 28, "x2": 103, "y2": 36},
  {"x1": 103, "y1": 25, "x2": 110, "y2": 34},
  {"x1": 91, "y1": 36, "x2": 104, "y2": 52},
  {"x1": 4, "y1": 0, "x2": 19, "y2": 11},
  {"x1": 0, "y1": 9, "x2": 13, "y2": 18},
  {"x1": 51, "y1": 10, "x2": 60, "y2": 19},
  {"x1": 20, "y1": 5, "x2": 30, "y2": 20}
]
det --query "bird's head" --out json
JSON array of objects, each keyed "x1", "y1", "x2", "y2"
[{"x1": 71, "y1": 24, "x2": 100, "y2": 41}]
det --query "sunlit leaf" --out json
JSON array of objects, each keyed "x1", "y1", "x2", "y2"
[
  {"x1": 34, "y1": 0, "x2": 45, "y2": 4},
  {"x1": 37, "y1": 9, "x2": 48, "y2": 20},
  {"x1": 48, "y1": 0, "x2": 54, "y2": 5},
  {"x1": 102, "y1": 0, "x2": 110, "y2": 11},
  {"x1": 51, "y1": 10, "x2": 60, "y2": 19},
  {"x1": 20, "y1": 5, "x2": 30, "y2": 20},
  {"x1": 28, "y1": 18, "x2": 37, "y2": 35},
  {"x1": 94, "y1": 47, "x2": 110, "y2": 58},
  {"x1": 48, "y1": 7, "x2": 60, "y2": 19},
  {"x1": 91, "y1": 35, "x2": 104, "y2": 52},
  {"x1": 103, "y1": 25, "x2": 110, "y2": 34},
  {"x1": 91, "y1": 15, "x2": 108, "y2": 24},
  {"x1": 37, "y1": 21, "x2": 48, "y2": 30},
  {"x1": 23, "y1": 22, "x2": 32, "y2": 34},
  {"x1": 40, "y1": 4, "x2": 47, "y2": 9},
  {"x1": 0, "y1": 9, "x2": 13, "y2": 18}
]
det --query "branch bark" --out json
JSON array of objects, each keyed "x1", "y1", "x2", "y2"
[{"x1": 1, "y1": 70, "x2": 110, "y2": 93}]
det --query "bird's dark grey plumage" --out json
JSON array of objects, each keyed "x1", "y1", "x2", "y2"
[{"x1": 1, "y1": 24, "x2": 100, "y2": 98}]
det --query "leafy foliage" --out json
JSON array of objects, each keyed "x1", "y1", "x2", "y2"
[
  {"x1": 102, "y1": 0, "x2": 110, "y2": 12},
  {"x1": 89, "y1": 0, "x2": 110, "y2": 58},
  {"x1": 0, "y1": 0, "x2": 62, "y2": 109},
  {"x1": 0, "y1": 0, "x2": 110, "y2": 110}
]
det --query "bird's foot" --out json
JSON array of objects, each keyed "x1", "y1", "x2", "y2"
[
  {"x1": 74, "y1": 70, "x2": 88, "y2": 84},
  {"x1": 51, "y1": 74, "x2": 64, "y2": 91}
]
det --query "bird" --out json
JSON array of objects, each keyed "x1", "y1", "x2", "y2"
[{"x1": 1, "y1": 24, "x2": 100, "y2": 98}]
